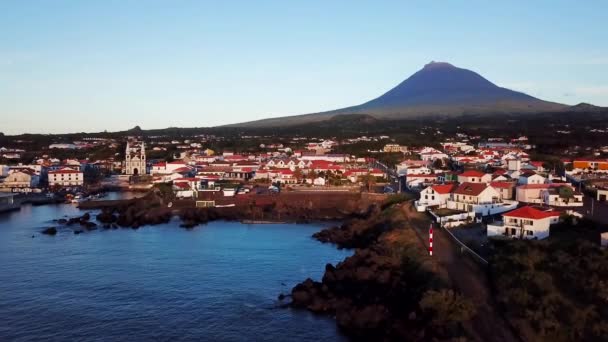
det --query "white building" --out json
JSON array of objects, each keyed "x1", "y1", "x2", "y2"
[
  {"x1": 48, "y1": 168, "x2": 84, "y2": 187},
  {"x1": 415, "y1": 184, "x2": 456, "y2": 212},
  {"x1": 487, "y1": 206, "x2": 560, "y2": 240},
  {"x1": 447, "y1": 182, "x2": 517, "y2": 216},
  {"x1": 396, "y1": 159, "x2": 431, "y2": 176},
  {"x1": 1, "y1": 170, "x2": 39, "y2": 189},
  {"x1": 541, "y1": 187, "x2": 584, "y2": 207},
  {"x1": 597, "y1": 188, "x2": 608, "y2": 202},
  {"x1": 457, "y1": 170, "x2": 490, "y2": 184},
  {"x1": 124, "y1": 141, "x2": 147, "y2": 175},
  {"x1": 518, "y1": 172, "x2": 545, "y2": 185}
]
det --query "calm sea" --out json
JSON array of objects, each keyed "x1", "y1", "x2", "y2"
[{"x1": 0, "y1": 200, "x2": 349, "y2": 341}]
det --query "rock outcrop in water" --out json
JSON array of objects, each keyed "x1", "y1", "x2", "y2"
[{"x1": 41, "y1": 227, "x2": 57, "y2": 235}]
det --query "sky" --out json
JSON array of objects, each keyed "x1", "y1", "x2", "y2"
[{"x1": 1, "y1": 0, "x2": 607, "y2": 135}]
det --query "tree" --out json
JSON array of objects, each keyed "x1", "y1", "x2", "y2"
[
  {"x1": 432, "y1": 158, "x2": 444, "y2": 169},
  {"x1": 293, "y1": 167, "x2": 304, "y2": 183},
  {"x1": 308, "y1": 169, "x2": 318, "y2": 180},
  {"x1": 558, "y1": 186, "x2": 574, "y2": 204}
]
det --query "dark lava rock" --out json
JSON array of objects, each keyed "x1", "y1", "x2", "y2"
[
  {"x1": 97, "y1": 210, "x2": 117, "y2": 224},
  {"x1": 42, "y1": 227, "x2": 57, "y2": 235},
  {"x1": 57, "y1": 218, "x2": 68, "y2": 224},
  {"x1": 80, "y1": 221, "x2": 97, "y2": 229},
  {"x1": 180, "y1": 220, "x2": 198, "y2": 229},
  {"x1": 67, "y1": 217, "x2": 81, "y2": 226},
  {"x1": 74, "y1": 230, "x2": 83, "y2": 235},
  {"x1": 81, "y1": 212, "x2": 91, "y2": 221}
]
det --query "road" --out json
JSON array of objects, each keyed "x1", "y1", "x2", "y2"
[
  {"x1": 401, "y1": 203, "x2": 519, "y2": 342},
  {"x1": 576, "y1": 193, "x2": 608, "y2": 225}
]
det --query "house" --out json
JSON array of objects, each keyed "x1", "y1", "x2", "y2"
[
  {"x1": 490, "y1": 181, "x2": 516, "y2": 200},
  {"x1": 403, "y1": 165, "x2": 432, "y2": 175},
  {"x1": 457, "y1": 170, "x2": 489, "y2": 184},
  {"x1": 516, "y1": 184, "x2": 570, "y2": 204},
  {"x1": 383, "y1": 144, "x2": 407, "y2": 153},
  {"x1": 487, "y1": 206, "x2": 561, "y2": 240},
  {"x1": 518, "y1": 171, "x2": 545, "y2": 185},
  {"x1": 312, "y1": 177, "x2": 326, "y2": 186},
  {"x1": 447, "y1": 182, "x2": 517, "y2": 215},
  {"x1": 396, "y1": 159, "x2": 431, "y2": 176},
  {"x1": 542, "y1": 186, "x2": 584, "y2": 207},
  {"x1": 151, "y1": 162, "x2": 169, "y2": 174},
  {"x1": 449, "y1": 183, "x2": 500, "y2": 209},
  {"x1": 437, "y1": 171, "x2": 458, "y2": 183},
  {"x1": 573, "y1": 160, "x2": 608, "y2": 173},
  {"x1": 528, "y1": 161, "x2": 547, "y2": 172},
  {"x1": 405, "y1": 174, "x2": 438, "y2": 190},
  {"x1": 1, "y1": 170, "x2": 40, "y2": 190},
  {"x1": 598, "y1": 188, "x2": 608, "y2": 202},
  {"x1": 415, "y1": 184, "x2": 457, "y2": 212},
  {"x1": 419, "y1": 150, "x2": 448, "y2": 161},
  {"x1": 48, "y1": 168, "x2": 84, "y2": 187},
  {"x1": 173, "y1": 181, "x2": 195, "y2": 198}
]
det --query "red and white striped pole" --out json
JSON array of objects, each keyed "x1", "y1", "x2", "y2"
[{"x1": 429, "y1": 223, "x2": 433, "y2": 256}]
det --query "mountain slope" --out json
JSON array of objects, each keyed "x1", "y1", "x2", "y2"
[{"x1": 231, "y1": 62, "x2": 567, "y2": 127}]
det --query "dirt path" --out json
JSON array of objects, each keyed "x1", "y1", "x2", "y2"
[{"x1": 401, "y1": 203, "x2": 519, "y2": 342}]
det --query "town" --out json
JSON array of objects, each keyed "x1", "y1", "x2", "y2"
[{"x1": 1, "y1": 128, "x2": 607, "y2": 247}]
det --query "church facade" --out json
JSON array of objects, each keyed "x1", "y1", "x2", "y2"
[{"x1": 124, "y1": 140, "x2": 147, "y2": 175}]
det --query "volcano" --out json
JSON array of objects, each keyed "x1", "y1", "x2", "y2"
[{"x1": 231, "y1": 61, "x2": 567, "y2": 127}]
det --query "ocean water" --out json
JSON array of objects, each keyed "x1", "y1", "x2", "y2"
[{"x1": 0, "y1": 202, "x2": 350, "y2": 341}]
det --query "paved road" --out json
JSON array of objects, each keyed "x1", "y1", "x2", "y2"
[
  {"x1": 401, "y1": 204, "x2": 519, "y2": 342},
  {"x1": 577, "y1": 193, "x2": 608, "y2": 225}
]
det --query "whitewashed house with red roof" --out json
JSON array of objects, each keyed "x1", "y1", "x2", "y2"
[
  {"x1": 457, "y1": 170, "x2": 491, "y2": 184},
  {"x1": 415, "y1": 184, "x2": 457, "y2": 212},
  {"x1": 487, "y1": 206, "x2": 560, "y2": 240}
]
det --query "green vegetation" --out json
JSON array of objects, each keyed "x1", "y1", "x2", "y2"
[
  {"x1": 381, "y1": 193, "x2": 415, "y2": 209},
  {"x1": 490, "y1": 238, "x2": 608, "y2": 341}
]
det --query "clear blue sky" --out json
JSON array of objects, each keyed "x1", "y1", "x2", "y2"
[{"x1": 1, "y1": 0, "x2": 607, "y2": 135}]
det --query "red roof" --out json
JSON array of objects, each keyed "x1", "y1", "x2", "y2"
[
  {"x1": 153, "y1": 162, "x2": 166, "y2": 167},
  {"x1": 530, "y1": 161, "x2": 544, "y2": 167},
  {"x1": 49, "y1": 168, "x2": 81, "y2": 174},
  {"x1": 503, "y1": 206, "x2": 560, "y2": 220},
  {"x1": 310, "y1": 160, "x2": 333, "y2": 169},
  {"x1": 431, "y1": 184, "x2": 457, "y2": 194},
  {"x1": 453, "y1": 182, "x2": 489, "y2": 196},
  {"x1": 490, "y1": 182, "x2": 515, "y2": 189},
  {"x1": 459, "y1": 170, "x2": 485, "y2": 178},
  {"x1": 173, "y1": 183, "x2": 190, "y2": 189},
  {"x1": 168, "y1": 161, "x2": 186, "y2": 164},
  {"x1": 174, "y1": 177, "x2": 198, "y2": 182},
  {"x1": 517, "y1": 184, "x2": 563, "y2": 190}
]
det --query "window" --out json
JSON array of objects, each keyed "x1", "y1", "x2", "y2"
[
  {"x1": 432, "y1": 196, "x2": 435, "y2": 200},
  {"x1": 526, "y1": 230, "x2": 534, "y2": 236}
]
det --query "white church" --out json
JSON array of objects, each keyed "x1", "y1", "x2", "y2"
[{"x1": 124, "y1": 140, "x2": 147, "y2": 176}]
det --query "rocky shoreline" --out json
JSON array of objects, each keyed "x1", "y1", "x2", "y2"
[
  {"x1": 44, "y1": 191, "x2": 386, "y2": 233},
  {"x1": 288, "y1": 202, "x2": 476, "y2": 341}
]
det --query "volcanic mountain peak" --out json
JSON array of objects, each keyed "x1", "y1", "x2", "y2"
[
  {"x1": 423, "y1": 61, "x2": 455, "y2": 69},
  {"x1": 229, "y1": 62, "x2": 569, "y2": 127}
]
